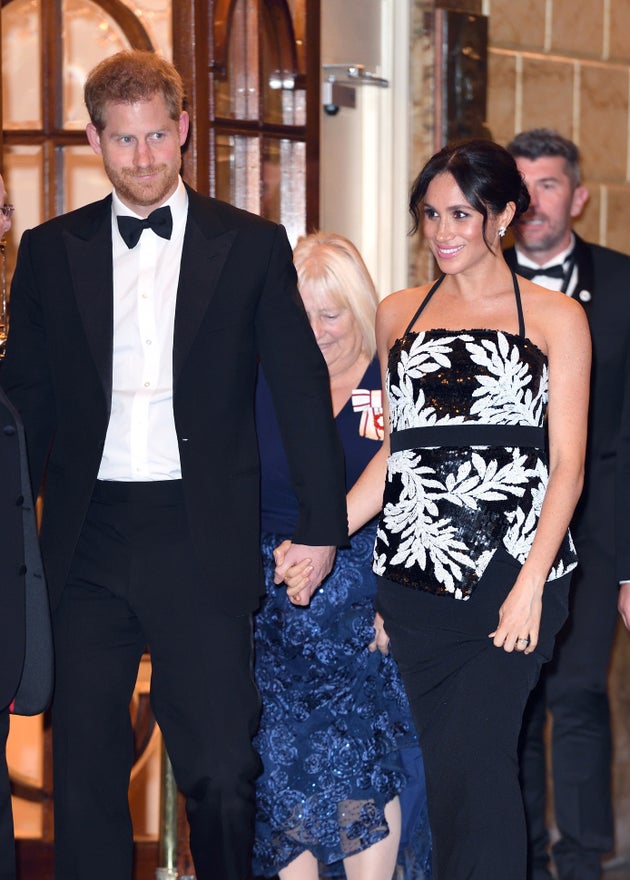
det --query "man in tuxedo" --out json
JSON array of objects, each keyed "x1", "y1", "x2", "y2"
[
  {"x1": 504, "y1": 128, "x2": 630, "y2": 880},
  {"x1": 0, "y1": 173, "x2": 53, "y2": 880},
  {"x1": 0, "y1": 51, "x2": 347, "y2": 880}
]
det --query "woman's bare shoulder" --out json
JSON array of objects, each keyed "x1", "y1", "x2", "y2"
[
  {"x1": 379, "y1": 285, "x2": 416, "y2": 307},
  {"x1": 378, "y1": 283, "x2": 433, "y2": 320},
  {"x1": 520, "y1": 279, "x2": 591, "y2": 349},
  {"x1": 523, "y1": 279, "x2": 587, "y2": 321},
  {"x1": 377, "y1": 285, "x2": 425, "y2": 344}
]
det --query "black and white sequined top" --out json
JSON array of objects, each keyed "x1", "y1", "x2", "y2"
[{"x1": 373, "y1": 273, "x2": 577, "y2": 600}]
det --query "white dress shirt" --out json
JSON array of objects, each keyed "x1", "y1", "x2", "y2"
[
  {"x1": 98, "y1": 178, "x2": 188, "y2": 481},
  {"x1": 514, "y1": 235, "x2": 577, "y2": 296}
]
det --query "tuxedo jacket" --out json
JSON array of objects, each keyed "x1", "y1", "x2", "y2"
[
  {"x1": 0, "y1": 386, "x2": 52, "y2": 714},
  {"x1": 1, "y1": 187, "x2": 348, "y2": 615},
  {"x1": 504, "y1": 235, "x2": 630, "y2": 581}
]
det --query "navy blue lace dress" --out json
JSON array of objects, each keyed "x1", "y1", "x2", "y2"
[{"x1": 253, "y1": 359, "x2": 432, "y2": 879}]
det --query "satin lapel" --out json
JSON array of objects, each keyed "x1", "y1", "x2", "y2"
[
  {"x1": 173, "y1": 210, "x2": 236, "y2": 386},
  {"x1": 63, "y1": 210, "x2": 114, "y2": 404},
  {"x1": 572, "y1": 234, "x2": 595, "y2": 308}
]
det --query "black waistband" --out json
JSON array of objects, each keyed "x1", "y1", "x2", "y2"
[
  {"x1": 390, "y1": 425, "x2": 546, "y2": 452},
  {"x1": 92, "y1": 479, "x2": 184, "y2": 503}
]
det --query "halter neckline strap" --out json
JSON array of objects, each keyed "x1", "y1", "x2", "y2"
[{"x1": 402, "y1": 270, "x2": 526, "y2": 339}]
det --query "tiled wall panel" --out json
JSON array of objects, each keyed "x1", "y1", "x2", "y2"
[
  {"x1": 579, "y1": 65, "x2": 629, "y2": 181},
  {"x1": 486, "y1": 52, "x2": 517, "y2": 144},
  {"x1": 609, "y1": 0, "x2": 630, "y2": 62},
  {"x1": 550, "y1": 0, "x2": 604, "y2": 56},
  {"x1": 520, "y1": 57, "x2": 574, "y2": 134},
  {"x1": 487, "y1": 0, "x2": 547, "y2": 48},
  {"x1": 487, "y1": 0, "x2": 630, "y2": 256}
]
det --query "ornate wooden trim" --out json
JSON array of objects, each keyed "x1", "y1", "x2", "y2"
[
  {"x1": 173, "y1": 0, "x2": 209, "y2": 192},
  {"x1": 212, "y1": 0, "x2": 298, "y2": 80},
  {"x1": 1, "y1": 0, "x2": 154, "y2": 51},
  {"x1": 305, "y1": 0, "x2": 320, "y2": 229}
]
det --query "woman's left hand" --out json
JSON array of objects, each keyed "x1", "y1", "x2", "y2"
[{"x1": 488, "y1": 576, "x2": 543, "y2": 654}]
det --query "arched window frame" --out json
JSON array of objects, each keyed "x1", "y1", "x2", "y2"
[
  {"x1": 176, "y1": 0, "x2": 320, "y2": 233},
  {"x1": 1, "y1": 0, "x2": 154, "y2": 220}
]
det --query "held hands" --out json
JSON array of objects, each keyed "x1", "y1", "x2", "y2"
[
  {"x1": 488, "y1": 575, "x2": 543, "y2": 655},
  {"x1": 368, "y1": 612, "x2": 390, "y2": 655},
  {"x1": 273, "y1": 540, "x2": 336, "y2": 606}
]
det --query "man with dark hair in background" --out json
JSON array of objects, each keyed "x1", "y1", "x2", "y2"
[{"x1": 505, "y1": 128, "x2": 630, "y2": 880}]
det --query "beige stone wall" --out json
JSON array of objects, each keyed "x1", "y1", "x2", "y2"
[
  {"x1": 487, "y1": 0, "x2": 630, "y2": 861},
  {"x1": 486, "y1": 0, "x2": 630, "y2": 255},
  {"x1": 489, "y1": 2, "x2": 630, "y2": 860}
]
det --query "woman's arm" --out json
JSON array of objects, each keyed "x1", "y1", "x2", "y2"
[
  {"x1": 346, "y1": 296, "x2": 397, "y2": 535},
  {"x1": 490, "y1": 293, "x2": 591, "y2": 653},
  {"x1": 278, "y1": 295, "x2": 398, "y2": 599}
]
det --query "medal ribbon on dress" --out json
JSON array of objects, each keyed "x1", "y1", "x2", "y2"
[{"x1": 352, "y1": 388, "x2": 384, "y2": 440}]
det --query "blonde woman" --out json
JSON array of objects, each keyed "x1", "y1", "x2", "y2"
[{"x1": 253, "y1": 233, "x2": 432, "y2": 880}]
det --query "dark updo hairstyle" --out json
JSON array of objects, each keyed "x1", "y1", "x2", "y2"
[{"x1": 409, "y1": 139, "x2": 531, "y2": 249}]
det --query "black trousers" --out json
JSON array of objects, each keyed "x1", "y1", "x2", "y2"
[
  {"x1": 519, "y1": 544, "x2": 618, "y2": 880},
  {"x1": 0, "y1": 709, "x2": 16, "y2": 880},
  {"x1": 377, "y1": 549, "x2": 570, "y2": 880},
  {"x1": 51, "y1": 481, "x2": 261, "y2": 880}
]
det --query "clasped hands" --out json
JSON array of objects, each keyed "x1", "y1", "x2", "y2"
[
  {"x1": 273, "y1": 540, "x2": 391, "y2": 654},
  {"x1": 272, "y1": 540, "x2": 335, "y2": 606}
]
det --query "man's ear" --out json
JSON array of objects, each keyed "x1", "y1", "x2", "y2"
[
  {"x1": 570, "y1": 185, "x2": 589, "y2": 219},
  {"x1": 86, "y1": 123, "x2": 102, "y2": 156},
  {"x1": 178, "y1": 111, "x2": 190, "y2": 147}
]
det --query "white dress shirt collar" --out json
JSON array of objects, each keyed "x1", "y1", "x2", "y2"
[
  {"x1": 112, "y1": 176, "x2": 189, "y2": 241},
  {"x1": 514, "y1": 234, "x2": 577, "y2": 296},
  {"x1": 514, "y1": 233, "x2": 575, "y2": 271}
]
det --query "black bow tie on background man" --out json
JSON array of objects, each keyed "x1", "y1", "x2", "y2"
[
  {"x1": 514, "y1": 262, "x2": 566, "y2": 281},
  {"x1": 117, "y1": 205, "x2": 173, "y2": 249}
]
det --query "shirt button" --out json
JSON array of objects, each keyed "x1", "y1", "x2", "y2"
[
  {"x1": 144, "y1": 382, "x2": 150, "y2": 387},
  {"x1": 15, "y1": 495, "x2": 24, "y2": 506},
  {"x1": 17, "y1": 564, "x2": 27, "y2": 575},
  {"x1": 145, "y1": 339, "x2": 152, "y2": 345},
  {"x1": 3, "y1": 424, "x2": 16, "y2": 435}
]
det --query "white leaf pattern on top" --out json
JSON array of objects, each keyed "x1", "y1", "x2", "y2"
[
  {"x1": 467, "y1": 332, "x2": 548, "y2": 426},
  {"x1": 375, "y1": 330, "x2": 577, "y2": 598},
  {"x1": 388, "y1": 333, "x2": 473, "y2": 431}
]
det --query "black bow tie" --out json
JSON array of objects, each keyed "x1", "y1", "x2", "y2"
[
  {"x1": 117, "y1": 206, "x2": 173, "y2": 249},
  {"x1": 515, "y1": 262, "x2": 566, "y2": 281}
]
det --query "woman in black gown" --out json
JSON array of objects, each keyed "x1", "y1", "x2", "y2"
[{"x1": 281, "y1": 142, "x2": 591, "y2": 879}]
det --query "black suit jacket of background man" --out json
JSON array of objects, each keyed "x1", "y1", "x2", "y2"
[
  {"x1": 505, "y1": 234, "x2": 630, "y2": 572},
  {"x1": 504, "y1": 233, "x2": 630, "y2": 865}
]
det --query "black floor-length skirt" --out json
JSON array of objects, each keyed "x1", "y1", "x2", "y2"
[{"x1": 377, "y1": 548, "x2": 571, "y2": 880}]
